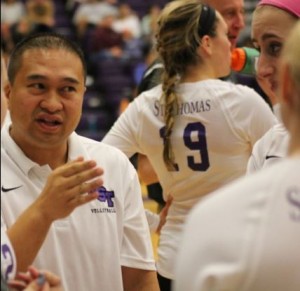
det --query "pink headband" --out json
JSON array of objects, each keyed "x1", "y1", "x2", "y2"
[{"x1": 258, "y1": 0, "x2": 300, "y2": 17}]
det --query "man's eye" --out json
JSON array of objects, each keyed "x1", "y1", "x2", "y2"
[
  {"x1": 225, "y1": 11, "x2": 235, "y2": 18},
  {"x1": 62, "y1": 86, "x2": 75, "y2": 92},
  {"x1": 29, "y1": 83, "x2": 45, "y2": 90}
]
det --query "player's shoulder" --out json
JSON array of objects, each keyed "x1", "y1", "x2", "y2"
[
  {"x1": 134, "y1": 84, "x2": 163, "y2": 108},
  {"x1": 139, "y1": 83, "x2": 162, "y2": 98},
  {"x1": 255, "y1": 123, "x2": 288, "y2": 152},
  {"x1": 209, "y1": 79, "x2": 260, "y2": 100},
  {"x1": 229, "y1": 82, "x2": 263, "y2": 99},
  {"x1": 253, "y1": 123, "x2": 283, "y2": 146},
  {"x1": 268, "y1": 122, "x2": 288, "y2": 135},
  {"x1": 192, "y1": 158, "x2": 300, "y2": 218},
  {"x1": 265, "y1": 122, "x2": 288, "y2": 139}
]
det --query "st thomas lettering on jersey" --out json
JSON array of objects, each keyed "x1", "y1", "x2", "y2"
[{"x1": 153, "y1": 100, "x2": 211, "y2": 117}]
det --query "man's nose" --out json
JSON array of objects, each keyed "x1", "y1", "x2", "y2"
[
  {"x1": 40, "y1": 92, "x2": 63, "y2": 112},
  {"x1": 234, "y1": 12, "x2": 245, "y2": 30}
]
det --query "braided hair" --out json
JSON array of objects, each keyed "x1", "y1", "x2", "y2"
[{"x1": 156, "y1": 0, "x2": 218, "y2": 170}]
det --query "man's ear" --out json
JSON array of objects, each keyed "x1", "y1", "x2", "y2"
[
  {"x1": 199, "y1": 35, "x2": 212, "y2": 56},
  {"x1": 4, "y1": 81, "x2": 12, "y2": 109}
]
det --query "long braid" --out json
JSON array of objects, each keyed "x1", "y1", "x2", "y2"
[
  {"x1": 162, "y1": 69, "x2": 179, "y2": 171},
  {"x1": 156, "y1": 0, "x2": 217, "y2": 170}
]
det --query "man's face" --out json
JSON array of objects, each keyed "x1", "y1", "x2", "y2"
[
  {"x1": 6, "y1": 48, "x2": 85, "y2": 153},
  {"x1": 207, "y1": 0, "x2": 245, "y2": 48}
]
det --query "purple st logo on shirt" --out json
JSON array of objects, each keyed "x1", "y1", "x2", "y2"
[{"x1": 97, "y1": 186, "x2": 115, "y2": 207}]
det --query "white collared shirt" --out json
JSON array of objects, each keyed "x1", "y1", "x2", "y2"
[{"x1": 1, "y1": 123, "x2": 156, "y2": 291}]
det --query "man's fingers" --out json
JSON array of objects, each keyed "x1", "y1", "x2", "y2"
[
  {"x1": 39, "y1": 270, "x2": 61, "y2": 286},
  {"x1": 14, "y1": 272, "x2": 32, "y2": 284},
  {"x1": 73, "y1": 191, "x2": 99, "y2": 207},
  {"x1": 27, "y1": 266, "x2": 39, "y2": 279},
  {"x1": 71, "y1": 178, "x2": 105, "y2": 206},
  {"x1": 77, "y1": 179, "x2": 103, "y2": 195},
  {"x1": 54, "y1": 158, "x2": 101, "y2": 178},
  {"x1": 7, "y1": 280, "x2": 27, "y2": 290},
  {"x1": 50, "y1": 164, "x2": 104, "y2": 190}
]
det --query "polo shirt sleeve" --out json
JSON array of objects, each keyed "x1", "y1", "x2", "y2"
[{"x1": 120, "y1": 161, "x2": 156, "y2": 270}]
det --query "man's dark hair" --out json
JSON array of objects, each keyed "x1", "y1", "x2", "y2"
[{"x1": 7, "y1": 32, "x2": 87, "y2": 83}]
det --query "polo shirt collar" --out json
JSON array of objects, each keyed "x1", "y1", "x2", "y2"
[
  {"x1": 67, "y1": 132, "x2": 91, "y2": 161},
  {"x1": 1, "y1": 121, "x2": 87, "y2": 175},
  {"x1": 1, "y1": 122, "x2": 37, "y2": 175}
]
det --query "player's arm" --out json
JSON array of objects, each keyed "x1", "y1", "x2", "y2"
[
  {"x1": 137, "y1": 154, "x2": 159, "y2": 185},
  {"x1": 121, "y1": 266, "x2": 159, "y2": 291}
]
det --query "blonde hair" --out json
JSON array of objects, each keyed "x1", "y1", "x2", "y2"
[
  {"x1": 156, "y1": 0, "x2": 217, "y2": 170},
  {"x1": 282, "y1": 21, "x2": 300, "y2": 115},
  {"x1": 282, "y1": 21, "x2": 300, "y2": 91}
]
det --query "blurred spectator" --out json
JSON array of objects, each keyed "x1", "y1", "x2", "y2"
[
  {"x1": 112, "y1": 3, "x2": 142, "y2": 39},
  {"x1": 1, "y1": 0, "x2": 26, "y2": 53},
  {"x1": 10, "y1": 0, "x2": 56, "y2": 47},
  {"x1": 89, "y1": 13, "x2": 143, "y2": 66},
  {"x1": 133, "y1": 42, "x2": 158, "y2": 91},
  {"x1": 72, "y1": 0, "x2": 117, "y2": 39},
  {"x1": 122, "y1": 29, "x2": 144, "y2": 62},
  {"x1": 141, "y1": 4, "x2": 161, "y2": 41},
  {"x1": 111, "y1": 3, "x2": 144, "y2": 64},
  {"x1": 26, "y1": 0, "x2": 55, "y2": 27},
  {"x1": 1, "y1": 0, "x2": 25, "y2": 26},
  {"x1": 89, "y1": 14, "x2": 124, "y2": 60}
]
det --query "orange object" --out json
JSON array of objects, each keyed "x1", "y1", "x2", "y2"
[
  {"x1": 231, "y1": 47, "x2": 260, "y2": 75},
  {"x1": 231, "y1": 48, "x2": 246, "y2": 72}
]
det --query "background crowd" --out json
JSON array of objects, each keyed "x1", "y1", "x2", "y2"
[
  {"x1": 2, "y1": 1, "x2": 299, "y2": 291},
  {"x1": 1, "y1": 0, "x2": 259, "y2": 141}
]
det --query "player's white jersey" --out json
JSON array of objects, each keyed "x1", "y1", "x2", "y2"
[
  {"x1": 1, "y1": 123, "x2": 156, "y2": 291},
  {"x1": 102, "y1": 78, "x2": 277, "y2": 278},
  {"x1": 247, "y1": 122, "x2": 289, "y2": 173},
  {"x1": 174, "y1": 157, "x2": 300, "y2": 291}
]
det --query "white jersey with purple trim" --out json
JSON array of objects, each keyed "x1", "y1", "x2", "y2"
[
  {"x1": 247, "y1": 122, "x2": 289, "y2": 173},
  {"x1": 174, "y1": 157, "x2": 300, "y2": 291},
  {"x1": 1, "y1": 123, "x2": 156, "y2": 291},
  {"x1": 102, "y1": 79, "x2": 277, "y2": 279},
  {"x1": 1, "y1": 227, "x2": 17, "y2": 282}
]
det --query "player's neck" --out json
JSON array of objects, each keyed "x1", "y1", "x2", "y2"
[{"x1": 181, "y1": 64, "x2": 215, "y2": 83}]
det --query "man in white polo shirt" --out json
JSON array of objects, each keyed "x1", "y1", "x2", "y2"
[{"x1": 1, "y1": 32, "x2": 159, "y2": 291}]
